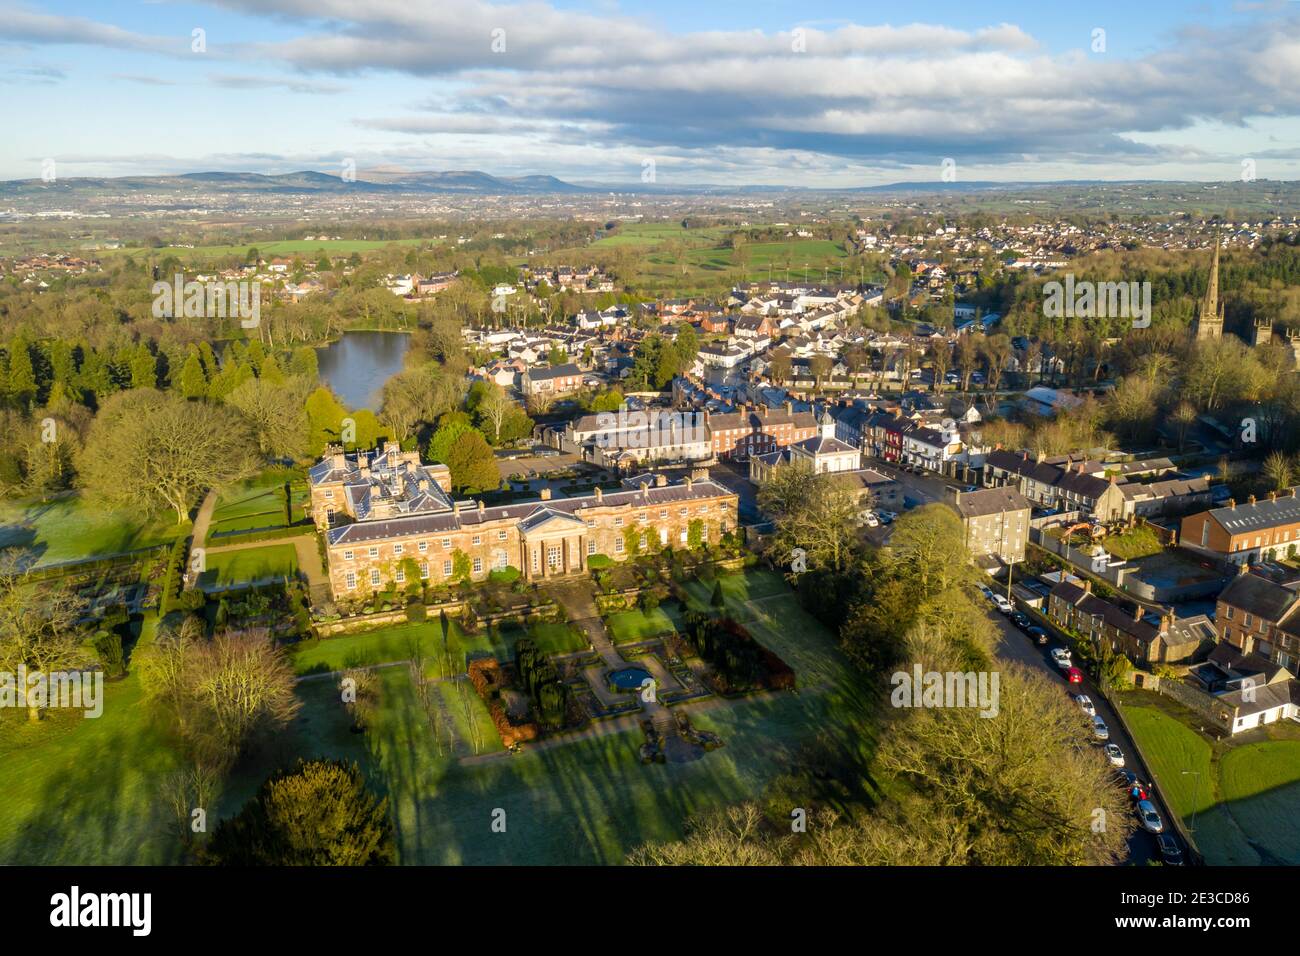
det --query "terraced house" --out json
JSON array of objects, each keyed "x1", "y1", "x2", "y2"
[{"x1": 309, "y1": 443, "x2": 739, "y2": 599}]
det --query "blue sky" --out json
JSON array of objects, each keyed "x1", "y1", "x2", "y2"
[{"x1": 1, "y1": 0, "x2": 1297, "y2": 186}]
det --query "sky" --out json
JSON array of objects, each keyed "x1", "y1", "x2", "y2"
[{"x1": 1, "y1": 0, "x2": 1299, "y2": 187}]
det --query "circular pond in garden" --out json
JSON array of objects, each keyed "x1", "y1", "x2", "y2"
[{"x1": 609, "y1": 667, "x2": 652, "y2": 690}]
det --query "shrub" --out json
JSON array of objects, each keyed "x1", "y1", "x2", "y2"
[
  {"x1": 92, "y1": 630, "x2": 126, "y2": 678},
  {"x1": 488, "y1": 566, "x2": 521, "y2": 584},
  {"x1": 587, "y1": 553, "x2": 614, "y2": 570},
  {"x1": 406, "y1": 601, "x2": 427, "y2": 622}
]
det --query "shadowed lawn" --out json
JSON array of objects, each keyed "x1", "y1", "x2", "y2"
[
  {"x1": 208, "y1": 470, "x2": 309, "y2": 538},
  {"x1": 0, "y1": 494, "x2": 183, "y2": 567}
]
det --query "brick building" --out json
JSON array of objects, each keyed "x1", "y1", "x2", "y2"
[
  {"x1": 706, "y1": 404, "x2": 818, "y2": 461},
  {"x1": 310, "y1": 443, "x2": 738, "y2": 599}
]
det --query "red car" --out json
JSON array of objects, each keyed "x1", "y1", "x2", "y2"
[{"x1": 1066, "y1": 666, "x2": 1084, "y2": 684}]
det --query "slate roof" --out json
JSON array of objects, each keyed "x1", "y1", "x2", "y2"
[
  {"x1": 953, "y1": 487, "x2": 1032, "y2": 519},
  {"x1": 1207, "y1": 491, "x2": 1300, "y2": 535},
  {"x1": 1217, "y1": 571, "x2": 1300, "y2": 623}
]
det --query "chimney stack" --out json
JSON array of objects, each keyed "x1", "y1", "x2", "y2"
[
  {"x1": 1082, "y1": 578, "x2": 1092, "y2": 594},
  {"x1": 478, "y1": 500, "x2": 485, "y2": 514},
  {"x1": 655, "y1": 473, "x2": 668, "y2": 487},
  {"x1": 540, "y1": 488, "x2": 552, "y2": 501},
  {"x1": 1249, "y1": 495, "x2": 1257, "y2": 506},
  {"x1": 594, "y1": 486, "x2": 603, "y2": 503},
  {"x1": 1228, "y1": 499, "x2": 1236, "y2": 509},
  {"x1": 1133, "y1": 603, "x2": 1144, "y2": 622}
]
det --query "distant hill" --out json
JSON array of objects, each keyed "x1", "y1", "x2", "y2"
[{"x1": 0, "y1": 168, "x2": 594, "y2": 197}]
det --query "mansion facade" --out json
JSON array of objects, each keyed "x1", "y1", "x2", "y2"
[{"x1": 309, "y1": 442, "x2": 740, "y2": 600}]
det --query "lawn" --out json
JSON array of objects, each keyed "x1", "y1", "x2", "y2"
[
  {"x1": 1118, "y1": 693, "x2": 1300, "y2": 865},
  {"x1": 0, "y1": 493, "x2": 184, "y2": 567},
  {"x1": 208, "y1": 470, "x2": 308, "y2": 539},
  {"x1": 605, "y1": 605, "x2": 683, "y2": 644},
  {"x1": 111, "y1": 237, "x2": 435, "y2": 262},
  {"x1": 199, "y1": 544, "x2": 299, "y2": 589},
  {"x1": 0, "y1": 613, "x2": 183, "y2": 866},
  {"x1": 292, "y1": 617, "x2": 587, "y2": 677}
]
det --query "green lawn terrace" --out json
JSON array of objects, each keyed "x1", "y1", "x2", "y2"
[
  {"x1": 207, "y1": 470, "x2": 309, "y2": 540},
  {"x1": 0, "y1": 493, "x2": 184, "y2": 569},
  {"x1": 197, "y1": 543, "x2": 300, "y2": 591},
  {"x1": 1118, "y1": 689, "x2": 1300, "y2": 865}
]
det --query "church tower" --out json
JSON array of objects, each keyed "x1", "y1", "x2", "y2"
[
  {"x1": 1252, "y1": 316, "x2": 1273, "y2": 348},
  {"x1": 1192, "y1": 242, "x2": 1225, "y2": 341}
]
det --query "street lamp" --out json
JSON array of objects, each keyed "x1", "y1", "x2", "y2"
[{"x1": 1181, "y1": 770, "x2": 1201, "y2": 836}]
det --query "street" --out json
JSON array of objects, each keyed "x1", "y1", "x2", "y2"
[{"x1": 987, "y1": 600, "x2": 1172, "y2": 866}]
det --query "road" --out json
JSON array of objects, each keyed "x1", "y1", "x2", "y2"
[{"x1": 987, "y1": 599, "x2": 1173, "y2": 866}]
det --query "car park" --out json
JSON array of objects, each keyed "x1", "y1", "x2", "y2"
[
  {"x1": 1104, "y1": 744, "x2": 1125, "y2": 767},
  {"x1": 1075, "y1": 694, "x2": 1095, "y2": 717},
  {"x1": 1136, "y1": 800, "x2": 1164, "y2": 833}
]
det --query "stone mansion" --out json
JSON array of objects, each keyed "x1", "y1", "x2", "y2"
[{"x1": 308, "y1": 442, "x2": 740, "y2": 599}]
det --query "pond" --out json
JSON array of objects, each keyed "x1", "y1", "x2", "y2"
[
  {"x1": 314, "y1": 330, "x2": 411, "y2": 410},
  {"x1": 609, "y1": 666, "x2": 652, "y2": 691}
]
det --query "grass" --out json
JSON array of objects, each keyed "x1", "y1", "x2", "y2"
[
  {"x1": 199, "y1": 544, "x2": 299, "y2": 589},
  {"x1": 110, "y1": 237, "x2": 435, "y2": 262},
  {"x1": 1102, "y1": 525, "x2": 1165, "y2": 560},
  {"x1": 208, "y1": 471, "x2": 308, "y2": 539},
  {"x1": 1118, "y1": 691, "x2": 1300, "y2": 865},
  {"x1": 0, "y1": 493, "x2": 184, "y2": 566},
  {"x1": 0, "y1": 613, "x2": 183, "y2": 865},
  {"x1": 605, "y1": 605, "x2": 683, "y2": 644},
  {"x1": 2, "y1": 567, "x2": 877, "y2": 865},
  {"x1": 292, "y1": 617, "x2": 588, "y2": 677}
]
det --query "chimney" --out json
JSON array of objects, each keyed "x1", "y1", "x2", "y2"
[
  {"x1": 454, "y1": 501, "x2": 462, "y2": 515},
  {"x1": 478, "y1": 500, "x2": 485, "y2": 514},
  {"x1": 1228, "y1": 499, "x2": 1236, "y2": 509},
  {"x1": 685, "y1": 476, "x2": 694, "y2": 490},
  {"x1": 540, "y1": 488, "x2": 552, "y2": 501},
  {"x1": 1077, "y1": 462, "x2": 1086, "y2": 475},
  {"x1": 594, "y1": 487, "x2": 603, "y2": 503},
  {"x1": 1248, "y1": 495, "x2": 1257, "y2": 506},
  {"x1": 655, "y1": 474, "x2": 668, "y2": 487},
  {"x1": 1270, "y1": 491, "x2": 1278, "y2": 502},
  {"x1": 1133, "y1": 603, "x2": 1144, "y2": 622},
  {"x1": 1161, "y1": 611, "x2": 1174, "y2": 634},
  {"x1": 1082, "y1": 579, "x2": 1092, "y2": 594},
  {"x1": 785, "y1": 401, "x2": 793, "y2": 414},
  {"x1": 1238, "y1": 561, "x2": 1250, "y2": 577},
  {"x1": 639, "y1": 479, "x2": 650, "y2": 494}
]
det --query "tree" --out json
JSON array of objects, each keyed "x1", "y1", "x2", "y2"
[
  {"x1": 0, "y1": 551, "x2": 89, "y2": 721},
  {"x1": 1264, "y1": 450, "x2": 1295, "y2": 493},
  {"x1": 226, "y1": 375, "x2": 310, "y2": 460},
  {"x1": 758, "y1": 459, "x2": 863, "y2": 574},
  {"x1": 304, "y1": 387, "x2": 349, "y2": 454},
  {"x1": 887, "y1": 504, "x2": 974, "y2": 597},
  {"x1": 474, "y1": 382, "x2": 516, "y2": 445},
  {"x1": 78, "y1": 389, "x2": 258, "y2": 523},
  {"x1": 178, "y1": 350, "x2": 208, "y2": 400},
  {"x1": 206, "y1": 759, "x2": 395, "y2": 865},
  {"x1": 444, "y1": 430, "x2": 499, "y2": 493}
]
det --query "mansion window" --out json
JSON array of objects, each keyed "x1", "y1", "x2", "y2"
[
  {"x1": 443, "y1": 560, "x2": 453, "y2": 577},
  {"x1": 614, "y1": 517, "x2": 623, "y2": 527},
  {"x1": 494, "y1": 551, "x2": 508, "y2": 570},
  {"x1": 395, "y1": 567, "x2": 406, "y2": 584},
  {"x1": 420, "y1": 562, "x2": 429, "y2": 580},
  {"x1": 587, "y1": 539, "x2": 596, "y2": 555},
  {"x1": 498, "y1": 530, "x2": 508, "y2": 541},
  {"x1": 473, "y1": 557, "x2": 483, "y2": 574},
  {"x1": 343, "y1": 550, "x2": 354, "y2": 561},
  {"x1": 615, "y1": 539, "x2": 625, "y2": 554},
  {"x1": 394, "y1": 543, "x2": 403, "y2": 555},
  {"x1": 369, "y1": 569, "x2": 381, "y2": 587},
  {"x1": 368, "y1": 546, "x2": 379, "y2": 558},
  {"x1": 472, "y1": 536, "x2": 481, "y2": 546},
  {"x1": 418, "y1": 541, "x2": 428, "y2": 553},
  {"x1": 546, "y1": 546, "x2": 561, "y2": 570},
  {"x1": 442, "y1": 538, "x2": 451, "y2": 549},
  {"x1": 345, "y1": 571, "x2": 356, "y2": 590}
]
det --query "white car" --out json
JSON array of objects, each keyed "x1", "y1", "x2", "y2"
[
  {"x1": 862, "y1": 512, "x2": 880, "y2": 528},
  {"x1": 1104, "y1": 744, "x2": 1125, "y2": 767},
  {"x1": 1092, "y1": 715, "x2": 1110, "y2": 741},
  {"x1": 1050, "y1": 647, "x2": 1072, "y2": 668},
  {"x1": 1075, "y1": 694, "x2": 1095, "y2": 717},
  {"x1": 991, "y1": 594, "x2": 1014, "y2": 614},
  {"x1": 1136, "y1": 800, "x2": 1164, "y2": 833}
]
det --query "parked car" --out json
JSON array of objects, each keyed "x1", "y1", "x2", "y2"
[
  {"x1": 1157, "y1": 833, "x2": 1184, "y2": 865},
  {"x1": 862, "y1": 512, "x2": 880, "y2": 528},
  {"x1": 1136, "y1": 800, "x2": 1164, "y2": 833},
  {"x1": 978, "y1": 585, "x2": 993, "y2": 598},
  {"x1": 1104, "y1": 744, "x2": 1126, "y2": 767},
  {"x1": 1066, "y1": 666, "x2": 1085, "y2": 684},
  {"x1": 992, "y1": 594, "x2": 1014, "y2": 614},
  {"x1": 1050, "y1": 647, "x2": 1072, "y2": 668},
  {"x1": 1092, "y1": 715, "x2": 1110, "y2": 740},
  {"x1": 1010, "y1": 611, "x2": 1031, "y2": 630},
  {"x1": 877, "y1": 510, "x2": 897, "y2": 524},
  {"x1": 1026, "y1": 625, "x2": 1049, "y2": 645},
  {"x1": 1114, "y1": 769, "x2": 1137, "y2": 789},
  {"x1": 1075, "y1": 694, "x2": 1095, "y2": 717}
]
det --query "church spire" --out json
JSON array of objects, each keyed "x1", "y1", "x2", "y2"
[{"x1": 1192, "y1": 239, "x2": 1225, "y2": 341}]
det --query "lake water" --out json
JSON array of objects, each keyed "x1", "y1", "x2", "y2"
[{"x1": 315, "y1": 331, "x2": 411, "y2": 410}]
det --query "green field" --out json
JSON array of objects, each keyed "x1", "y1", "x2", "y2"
[
  {"x1": 110, "y1": 237, "x2": 435, "y2": 262},
  {"x1": 0, "y1": 494, "x2": 184, "y2": 566},
  {"x1": 199, "y1": 544, "x2": 299, "y2": 589},
  {"x1": 1102, "y1": 525, "x2": 1165, "y2": 560},
  {"x1": 1119, "y1": 693, "x2": 1300, "y2": 865}
]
